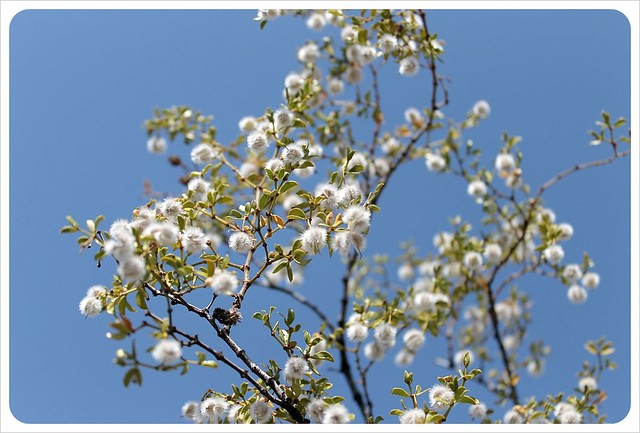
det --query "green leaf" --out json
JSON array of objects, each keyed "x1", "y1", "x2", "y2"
[
  {"x1": 279, "y1": 180, "x2": 298, "y2": 194},
  {"x1": 458, "y1": 395, "x2": 479, "y2": 405},
  {"x1": 288, "y1": 207, "x2": 307, "y2": 220},
  {"x1": 310, "y1": 351, "x2": 334, "y2": 362},
  {"x1": 391, "y1": 387, "x2": 410, "y2": 398}
]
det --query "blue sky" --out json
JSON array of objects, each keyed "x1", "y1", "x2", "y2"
[{"x1": 8, "y1": 8, "x2": 631, "y2": 424}]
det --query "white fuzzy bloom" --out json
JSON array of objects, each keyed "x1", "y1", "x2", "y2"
[
  {"x1": 558, "y1": 222, "x2": 574, "y2": 240},
  {"x1": 579, "y1": 376, "x2": 598, "y2": 392},
  {"x1": 495, "y1": 153, "x2": 516, "y2": 173},
  {"x1": 284, "y1": 356, "x2": 309, "y2": 382},
  {"x1": 425, "y1": 153, "x2": 447, "y2": 172},
  {"x1": 322, "y1": 404, "x2": 350, "y2": 424},
  {"x1": 543, "y1": 244, "x2": 564, "y2": 264},
  {"x1": 315, "y1": 183, "x2": 338, "y2": 209},
  {"x1": 472, "y1": 100, "x2": 491, "y2": 119},
  {"x1": 394, "y1": 348, "x2": 415, "y2": 366},
  {"x1": 454, "y1": 350, "x2": 474, "y2": 367},
  {"x1": 557, "y1": 408, "x2": 583, "y2": 424},
  {"x1": 307, "y1": 398, "x2": 326, "y2": 423},
  {"x1": 342, "y1": 206, "x2": 371, "y2": 233},
  {"x1": 147, "y1": 136, "x2": 167, "y2": 154},
  {"x1": 404, "y1": 107, "x2": 424, "y2": 127},
  {"x1": 582, "y1": 272, "x2": 600, "y2": 289},
  {"x1": 443, "y1": 262, "x2": 462, "y2": 279},
  {"x1": 228, "y1": 231, "x2": 254, "y2": 254},
  {"x1": 554, "y1": 402, "x2": 575, "y2": 418},
  {"x1": 104, "y1": 232, "x2": 135, "y2": 261},
  {"x1": 283, "y1": 194, "x2": 304, "y2": 212},
  {"x1": 469, "y1": 402, "x2": 487, "y2": 420},
  {"x1": 364, "y1": 341, "x2": 385, "y2": 361},
  {"x1": 371, "y1": 157, "x2": 390, "y2": 177},
  {"x1": 467, "y1": 180, "x2": 487, "y2": 200},
  {"x1": 79, "y1": 295, "x2": 103, "y2": 317},
  {"x1": 306, "y1": 12, "x2": 326, "y2": 30},
  {"x1": 307, "y1": 142, "x2": 323, "y2": 158},
  {"x1": 418, "y1": 260, "x2": 438, "y2": 277},
  {"x1": 344, "y1": 65, "x2": 362, "y2": 84},
  {"x1": 200, "y1": 397, "x2": 229, "y2": 423},
  {"x1": 567, "y1": 285, "x2": 588, "y2": 304},
  {"x1": 265, "y1": 158, "x2": 284, "y2": 173},
  {"x1": 503, "y1": 409, "x2": 523, "y2": 424},
  {"x1": 399, "y1": 408, "x2": 425, "y2": 424},
  {"x1": 495, "y1": 301, "x2": 521, "y2": 323},
  {"x1": 294, "y1": 165, "x2": 315, "y2": 178},
  {"x1": 381, "y1": 136, "x2": 401, "y2": 154},
  {"x1": 206, "y1": 270, "x2": 239, "y2": 296},
  {"x1": 378, "y1": 34, "x2": 398, "y2": 53},
  {"x1": 537, "y1": 207, "x2": 557, "y2": 223},
  {"x1": 240, "y1": 162, "x2": 259, "y2": 178},
  {"x1": 300, "y1": 226, "x2": 327, "y2": 254},
  {"x1": 181, "y1": 401, "x2": 200, "y2": 422},
  {"x1": 347, "y1": 152, "x2": 368, "y2": 171},
  {"x1": 206, "y1": 232, "x2": 223, "y2": 248},
  {"x1": 327, "y1": 77, "x2": 344, "y2": 95},
  {"x1": 341, "y1": 25, "x2": 358, "y2": 43},
  {"x1": 397, "y1": 263, "x2": 415, "y2": 281},
  {"x1": 484, "y1": 243, "x2": 503, "y2": 263},
  {"x1": 187, "y1": 177, "x2": 209, "y2": 199},
  {"x1": 413, "y1": 277, "x2": 431, "y2": 293},
  {"x1": 402, "y1": 329, "x2": 426, "y2": 351},
  {"x1": 527, "y1": 359, "x2": 545, "y2": 376},
  {"x1": 151, "y1": 339, "x2": 182, "y2": 365},
  {"x1": 503, "y1": 335, "x2": 519, "y2": 351},
  {"x1": 182, "y1": 226, "x2": 207, "y2": 254},
  {"x1": 562, "y1": 264, "x2": 583, "y2": 283},
  {"x1": 144, "y1": 222, "x2": 180, "y2": 246},
  {"x1": 118, "y1": 255, "x2": 146, "y2": 282},
  {"x1": 250, "y1": 400, "x2": 272, "y2": 423},
  {"x1": 324, "y1": 10, "x2": 343, "y2": 26},
  {"x1": 275, "y1": 108, "x2": 294, "y2": 130},
  {"x1": 345, "y1": 45, "x2": 363, "y2": 63},
  {"x1": 374, "y1": 323, "x2": 397, "y2": 350},
  {"x1": 160, "y1": 198, "x2": 183, "y2": 221},
  {"x1": 429, "y1": 384, "x2": 454, "y2": 412},
  {"x1": 227, "y1": 404, "x2": 241, "y2": 424},
  {"x1": 191, "y1": 143, "x2": 218, "y2": 165},
  {"x1": 346, "y1": 322, "x2": 368, "y2": 342},
  {"x1": 282, "y1": 144, "x2": 304, "y2": 165},
  {"x1": 337, "y1": 183, "x2": 362, "y2": 207},
  {"x1": 298, "y1": 42, "x2": 320, "y2": 63},
  {"x1": 464, "y1": 251, "x2": 484, "y2": 271},
  {"x1": 399, "y1": 57, "x2": 420, "y2": 76},
  {"x1": 284, "y1": 72, "x2": 305, "y2": 94},
  {"x1": 256, "y1": 9, "x2": 279, "y2": 21},
  {"x1": 413, "y1": 292, "x2": 437, "y2": 313},
  {"x1": 86, "y1": 285, "x2": 106, "y2": 298},
  {"x1": 247, "y1": 132, "x2": 269, "y2": 154},
  {"x1": 331, "y1": 231, "x2": 351, "y2": 257},
  {"x1": 238, "y1": 116, "x2": 258, "y2": 132}
]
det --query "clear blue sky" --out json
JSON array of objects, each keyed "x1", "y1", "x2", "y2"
[{"x1": 9, "y1": 9, "x2": 631, "y2": 424}]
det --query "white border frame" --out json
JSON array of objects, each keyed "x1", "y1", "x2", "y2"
[{"x1": 1, "y1": 2, "x2": 638, "y2": 432}]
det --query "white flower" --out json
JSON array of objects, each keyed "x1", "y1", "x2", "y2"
[
  {"x1": 467, "y1": 180, "x2": 487, "y2": 201},
  {"x1": 104, "y1": 234, "x2": 135, "y2": 261},
  {"x1": 151, "y1": 339, "x2": 182, "y2": 365},
  {"x1": 324, "y1": 10, "x2": 343, "y2": 26},
  {"x1": 281, "y1": 144, "x2": 304, "y2": 166},
  {"x1": 187, "y1": 177, "x2": 209, "y2": 198},
  {"x1": 284, "y1": 356, "x2": 309, "y2": 382},
  {"x1": 256, "y1": 9, "x2": 279, "y2": 21},
  {"x1": 554, "y1": 401, "x2": 575, "y2": 418},
  {"x1": 399, "y1": 57, "x2": 420, "y2": 76},
  {"x1": 378, "y1": 34, "x2": 398, "y2": 53},
  {"x1": 200, "y1": 397, "x2": 229, "y2": 423},
  {"x1": 341, "y1": 25, "x2": 358, "y2": 43},
  {"x1": 397, "y1": 263, "x2": 415, "y2": 281},
  {"x1": 582, "y1": 272, "x2": 600, "y2": 289},
  {"x1": 419, "y1": 260, "x2": 438, "y2": 277},
  {"x1": 399, "y1": 408, "x2": 425, "y2": 424},
  {"x1": 472, "y1": 100, "x2": 491, "y2": 119},
  {"x1": 562, "y1": 264, "x2": 583, "y2": 283},
  {"x1": 394, "y1": 348, "x2": 415, "y2": 366},
  {"x1": 543, "y1": 244, "x2": 564, "y2": 264},
  {"x1": 306, "y1": 398, "x2": 326, "y2": 423},
  {"x1": 250, "y1": 400, "x2": 272, "y2": 423},
  {"x1": 265, "y1": 158, "x2": 284, "y2": 173},
  {"x1": 247, "y1": 132, "x2": 269, "y2": 154},
  {"x1": 182, "y1": 226, "x2": 207, "y2": 254},
  {"x1": 86, "y1": 285, "x2": 106, "y2": 298},
  {"x1": 300, "y1": 226, "x2": 327, "y2": 254},
  {"x1": 342, "y1": 206, "x2": 371, "y2": 233},
  {"x1": 483, "y1": 243, "x2": 503, "y2": 263},
  {"x1": 404, "y1": 107, "x2": 424, "y2": 127},
  {"x1": 413, "y1": 292, "x2": 437, "y2": 313},
  {"x1": 239, "y1": 162, "x2": 259, "y2": 178},
  {"x1": 294, "y1": 165, "x2": 315, "y2": 178},
  {"x1": 344, "y1": 65, "x2": 362, "y2": 84},
  {"x1": 309, "y1": 338, "x2": 327, "y2": 367},
  {"x1": 347, "y1": 152, "x2": 368, "y2": 171},
  {"x1": 206, "y1": 270, "x2": 239, "y2": 296},
  {"x1": 79, "y1": 295, "x2": 103, "y2": 317},
  {"x1": 503, "y1": 334, "x2": 519, "y2": 351},
  {"x1": 503, "y1": 409, "x2": 523, "y2": 424},
  {"x1": 558, "y1": 222, "x2": 574, "y2": 240},
  {"x1": 117, "y1": 255, "x2": 146, "y2": 282},
  {"x1": 227, "y1": 404, "x2": 241, "y2": 423},
  {"x1": 360, "y1": 46, "x2": 377, "y2": 65},
  {"x1": 315, "y1": 183, "x2": 338, "y2": 209},
  {"x1": 463, "y1": 251, "x2": 483, "y2": 271},
  {"x1": 298, "y1": 42, "x2": 320, "y2": 63},
  {"x1": 190, "y1": 143, "x2": 218, "y2": 165},
  {"x1": 228, "y1": 231, "x2": 254, "y2": 254},
  {"x1": 454, "y1": 350, "x2": 474, "y2": 367},
  {"x1": 143, "y1": 222, "x2": 180, "y2": 246},
  {"x1": 337, "y1": 183, "x2": 362, "y2": 207},
  {"x1": 181, "y1": 401, "x2": 200, "y2": 422},
  {"x1": 425, "y1": 153, "x2": 446, "y2": 172},
  {"x1": 381, "y1": 136, "x2": 401, "y2": 154},
  {"x1": 331, "y1": 231, "x2": 351, "y2": 257},
  {"x1": 284, "y1": 72, "x2": 305, "y2": 94},
  {"x1": 371, "y1": 157, "x2": 390, "y2": 177},
  {"x1": 345, "y1": 45, "x2": 363, "y2": 63},
  {"x1": 428, "y1": 384, "x2": 454, "y2": 412},
  {"x1": 579, "y1": 376, "x2": 598, "y2": 393},
  {"x1": 527, "y1": 359, "x2": 545, "y2": 376},
  {"x1": 306, "y1": 12, "x2": 326, "y2": 30},
  {"x1": 364, "y1": 341, "x2": 385, "y2": 361},
  {"x1": 374, "y1": 323, "x2": 397, "y2": 350},
  {"x1": 275, "y1": 108, "x2": 294, "y2": 130},
  {"x1": 147, "y1": 136, "x2": 167, "y2": 154},
  {"x1": 495, "y1": 153, "x2": 516, "y2": 173},
  {"x1": 567, "y1": 284, "x2": 588, "y2": 304},
  {"x1": 327, "y1": 77, "x2": 344, "y2": 95},
  {"x1": 131, "y1": 206, "x2": 156, "y2": 230},
  {"x1": 495, "y1": 301, "x2": 521, "y2": 323},
  {"x1": 322, "y1": 404, "x2": 350, "y2": 424},
  {"x1": 557, "y1": 408, "x2": 583, "y2": 424},
  {"x1": 283, "y1": 194, "x2": 304, "y2": 212},
  {"x1": 238, "y1": 116, "x2": 258, "y2": 132},
  {"x1": 469, "y1": 402, "x2": 487, "y2": 420},
  {"x1": 402, "y1": 329, "x2": 425, "y2": 351}
]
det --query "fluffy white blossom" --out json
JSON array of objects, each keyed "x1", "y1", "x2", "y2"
[
  {"x1": 324, "y1": 10, "x2": 343, "y2": 26},
  {"x1": 282, "y1": 143, "x2": 304, "y2": 165},
  {"x1": 404, "y1": 107, "x2": 424, "y2": 127},
  {"x1": 275, "y1": 108, "x2": 294, "y2": 130},
  {"x1": 562, "y1": 264, "x2": 583, "y2": 283},
  {"x1": 298, "y1": 42, "x2": 320, "y2": 63},
  {"x1": 463, "y1": 251, "x2": 483, "y2": 271},
  {"x1": 558, "y1": 222, "x2": 574, "y2": 240},
  {"x1": 190, "y1": 143, "x2": 218, "y2": 165},
  {"x1": 554, "y1": 401, "x2": 575, "y2": 418},
  {"x1": 238, "y1": 116, "x2": 258, "y2": 132},
  {"x1": 467, "y1": 180, "x2": 487, "y2": 201},
  {"x1": 79, "y1": 295, "x2": 103, "y2": 317},
  {"x1": 371, "y1": 157, "x2": 390, "y2": 177},
  {"x1": 579, "y1": 376, "x2": 598, "y2": 392},
  {"x1": 344, "y1": 65, "x2": 362, "y2": 84},
  {"x1": 402, "y1": 329, "x2": 426, "y2": 351},
  {"x1": 300, "y1": 226, "x2": 327, "y2": 254},
  {"x1": 342, "y1": 206, "x2": 371, "y2": 233},
  {"x1": 469, "y1": 402, "x2": 487, "y2": 420},
  {"x1": 306, "y1": 398, "x2": 326, "y2": 423},
  {"x1": 228, "y1": 231, "x2": 254, "y2": 254},
  {"x1": 341, "y1": 25, "x2": 358, "y2": 43},
  {"x1": 495, "y1": 153, "x2": 516, "y2": 173},
  {"x1": 413, "y1": 292, "x2": 438, "y2": 313},
  {"x1": 567, "y1": 284, "x2": 588, "y2": 304},
  {"x1": 399, "y1": 57, "x2": 420, "y2": 76},
  {"x1": 331, "y1": 231, "x2": 351, "y2": 257},
  {"x1": 527, "y1": 359, "x2": 545, "y2": 376},
  {"x1": 495, "y1": 301, "x2": 521, "y2": 323},
  {"x1": 250, "y1": 400, "x2": 272, "y2": 423},
  {"x1": 284, "y1": 72, "x2": 305, "y2": 94},
  {"x1": 557, "y1": 408, "x2": 583, "y2": 424},
  {"x1": 256, "y1": 9, "x2": 279, "y2": 21},
  {"x1": 117, "y1": 255, "x2": 146, "y2": 282},
  {"x1": 181, "y1": 401, "x2": 201, "y2": 422},
  {"x1": 187, "y1": 177, "x2": 209, "y2": 199},
  {"x1": 336, "y1": 183, "x2": 362, "y2": 206},
  {"x1": 143, "y1": 222, "x2": 180, "y2": 246},
  {"x1": 378, "y1": 34, "x2": 398, "y2": 53},
  {"x1": 397, "y1": 263, "x2": 415, "y2": 281},
  {"x1": 315, "y1": 183, "x2": 338, "y2": 208},
  {"x1": 399, "y1": 408, "x2": 425, "y2": 424},
  {"x1": 181, "y1": 226, "x2": 207, "y2": 254},
  {"x1": 240, "y1": 161, "x2": 259, "y2": 178},
  {"x1": 381, "y1": 136, "x2": 401, "y2": 154},
  {"x1": 503, "y1": 334, "x2": 520, "y2": 351},
  {"x1": 151, "y1": 339, "x2": 182, "y2": 365},
  {"x1": 160, "y1": 197, "x2": 183, "y2": 221},
  {"x1": 543, "y1": 244, "x2": 564, "y2": 264},
  {"x1": 206, "y1": 270, "x2": 239, "y2": 296},
  {"x1": 247, "y1": 132, "x2": 269, "y2": 154},
  {"x1": 503, "y1": 409, "x2": 523, "y2": 424},
  {"x1": 363, "y1": 341, "x2": 385, "y2": 361},
  {"x1": 374, "y1": 323, "x2": 397, "y2": 350},
  {"x1": 582, "y1": 272, "x2": 600, "y2": 289},
  {"x1": 293, "y1": 165, "x2": 315, "y2": 178},
  {"x1": 147, "y1": 136, "x2": 167, "y2": 154},
  {"x1": 327, "y1": 77, "x2": 344, "y2": 95},
  {"x1": 418, "y1": 260, "x2": 438, "y2": 277},
  {"x1": 265, "y1": 158, "x2": 284, "y2": 173},
  {"x1": 284, "y1": 356, "x2": 309, "y2": 382},
  {"x1": 306, "y1": 12, "x2": 326, "y2": 30},
  {"x1": 200, "y1": 397, "x2": 229, "y2": 423},
  {"x1": 483, "y1": 243, "x2": 503, "y2": 263},
  {"x1": 472, "y1": 100, "x2": 491, "y2": 119},
  {"x1": 322, "y1": 404, "x2": 350, "y2": 424},
  {"x1": 428, "y1": 384, "x2": 454, "y2": 412},
  {"x1": 425, "y1": 153, "x2": 447, "y2": 172},
  {"x1": 283, "y1": 194, "x2": 304, "y2": 212}
]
